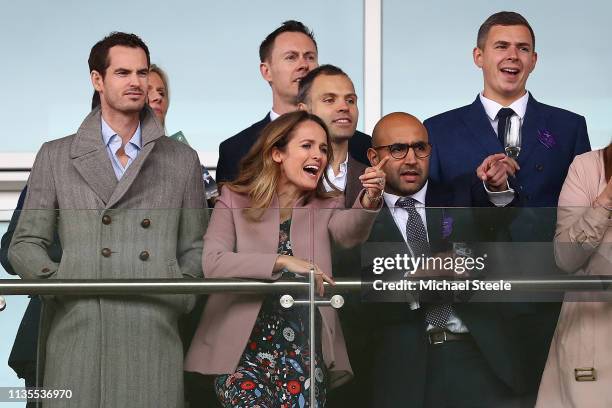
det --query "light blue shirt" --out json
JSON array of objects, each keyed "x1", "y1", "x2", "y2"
[{"x1": 101, "y1": 117, "x2": 142, "y2": 180}]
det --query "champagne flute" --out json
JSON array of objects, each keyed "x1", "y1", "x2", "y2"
[{"x1": 504, "y1": 115, "x2": 522, "y2": 160}]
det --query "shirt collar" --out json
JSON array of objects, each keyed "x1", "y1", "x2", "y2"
[
  {"x1": 479, "y1": 91, "x2": 529, "y2": 122},
  {"x1": 269, "y1": 110, "x2": 281, "y2": 121},
  {"x1": 383, "y1": 181, "x2": 429, "y2": 209},
  {"x1": 101, "y1": 117, "x2": 142, "y2": 149},
  {"x1": 333, "y1": 153, "x2": 349, "y2": 175}
]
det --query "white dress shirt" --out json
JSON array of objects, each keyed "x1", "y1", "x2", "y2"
[
  {"x1": 477, "y1": 91, "x2": 529, "y2": 207},
  {"x1": 479, "y1": 91, "x2": 529, "y2": 132},
  {"x1": 269, "y1": 109, "x2": 281, "y2": 121},
  {"x1": 383, "y1": 184, "x2": 429, "y2": 250},
  {"x1": 323, "y1": 153, "x2": 349, "y2": 192}
]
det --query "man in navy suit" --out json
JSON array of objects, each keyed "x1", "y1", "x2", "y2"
[
  {"x1": 425, "y1": 11, "x2": 590, "y2": 207},
  {"x1": 216, "y1": 20, "x2": 371, "y2": 183},
  {"x1": 352, "y1": 112, "x2": 525, "y2": 407},
  {"x1": 424, "y1": 11, "x2": 591, "y2": 403}
]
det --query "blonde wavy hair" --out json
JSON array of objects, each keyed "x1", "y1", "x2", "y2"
[
  {"x1": 225, "y1": 111, "x2": 339, "y2": 220},
  {"x1": 149, "y1": 64, "x2": 170, "y2": 102}
]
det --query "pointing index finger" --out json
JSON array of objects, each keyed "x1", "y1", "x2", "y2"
[{"x1": 375, "y1": 156, "x2": 390, "y2": 170}]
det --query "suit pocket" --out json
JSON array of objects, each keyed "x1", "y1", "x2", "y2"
[
  {"x1": 167, "y1": 258, "x2": 195, "y2": 313},
  {"x1": 167, "y1": 258, "x2": 182, "y2": 278}
]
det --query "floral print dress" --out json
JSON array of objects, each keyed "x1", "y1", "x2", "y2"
[{"x1": 214, "y1": 219, "x2": 327, "y2": 408}]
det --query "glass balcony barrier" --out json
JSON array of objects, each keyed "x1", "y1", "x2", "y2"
[{"x1": 0, "y1": 207, "x2": 609, "y2": 407}]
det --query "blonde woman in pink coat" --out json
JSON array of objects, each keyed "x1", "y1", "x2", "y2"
[
  {"x1": 536, "y1": 142, "x2": 612, "y2": 408},
  {"x1": 185, "y1": 111, "x2": 386, "y2": 407}
]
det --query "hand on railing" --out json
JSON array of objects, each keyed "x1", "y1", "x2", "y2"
[{"x1": 274, "y1": 255, "x2": 335, "y2": 296}]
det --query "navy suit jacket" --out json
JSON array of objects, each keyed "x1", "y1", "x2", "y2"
[
  {"x1": 215, "y1": 113, "x2": 372, "y2": 183},
  {"x1": 425, "y1": 94, "x2": 590, "y2": 208},
  {"x1": 423, "y1": 94, "x2": 591, "y2": 400}
]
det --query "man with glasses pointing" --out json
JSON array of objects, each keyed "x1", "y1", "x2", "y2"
[{"x1": 359, "y1": 112, "x2": 524, "y2": 407}]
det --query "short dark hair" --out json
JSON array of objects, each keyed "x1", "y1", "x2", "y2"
[
  {"x1": 89, "y1": 32, "x2": 150, "y2": 109},
  {"x1": 296, "y1": 64, "x2": 349, "y2": 105},
  {"x1": 477, "y1": 11, "x2": 535, "y2": 50},
  {"x1": 259, "y1": 20, "x2": 317, "y2": 63}
]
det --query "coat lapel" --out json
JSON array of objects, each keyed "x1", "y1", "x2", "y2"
[
  {"x1": 106, "y1": 107, "x2": 164, "y2": 208},
  {"x1": 344, "y1": 155, "x2": 366, "y2": 208},
  {"x1": 462, "y1": 96, "x2": 504, "y2": 157},
  {"x1": 70, "y1": 108, "x2": 118, "y2": 205},
  {"x1": 288, "y1": 195, "x2": 313, "y2": 262},
  {"x1": 517, "y1": 94, "x2": 548, "y2": 166}
]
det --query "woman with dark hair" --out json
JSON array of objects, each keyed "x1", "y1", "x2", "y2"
[
  {"x1": 536, "y1": 142, "x2": 612, "y2": 407},
  {"x1": 185, "y1": 110, "x2": 386, "y2": 407}
]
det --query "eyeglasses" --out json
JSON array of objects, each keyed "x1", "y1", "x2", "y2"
[{"x1": 372, "y1": 142, "x2": 432, "y2": 159}]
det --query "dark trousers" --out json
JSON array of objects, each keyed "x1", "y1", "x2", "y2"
[
  {"x1": 425, "y1": 340, "x2": 534, "y2": 408},
  {"x1": 24, "y1": 374, "x2": 36, "y2": 408}
]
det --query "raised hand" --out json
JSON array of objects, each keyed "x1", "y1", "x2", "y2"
[
  {"x1": 594, "y1": 175, "x2": 612, "y2": 210},
  {"x1": 359, "y1": 156, "x2": 390, "y2": 208},
  {"x1": 476, "y1": 153, "x2": 520, "y2": 191}
]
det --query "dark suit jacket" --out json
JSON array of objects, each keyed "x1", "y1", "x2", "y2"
[
  {"x1": 343, "y1": 155, "x2": 367, "y2": 208},
  {"x1": 1, "y1": 186, "x2": 61, "y2": 380},
  {"x1": 424, "y1": 93, "x2": 590, "y2": 208},
  {"x1": 216, "y1": 113, "x2": 372, "y2": 183},
  {"x1": 360, "y1": 179, "x2": 527, "y2": 407}
]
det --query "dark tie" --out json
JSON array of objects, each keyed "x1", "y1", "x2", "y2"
[
  {"x1": 395, "y1": 197, "x2": 430, "y2": 258},
  {"x1": 496, "y1": 107, "x2": 516, "y2": 145},
  {"x1": 396, "y1": 197, "x2": 454, "y2": 328}
]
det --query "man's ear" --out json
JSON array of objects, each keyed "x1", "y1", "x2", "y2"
[
  {"x1": 91, "y1": 70, "x2": 103, "y2": 92},
  {"x1": 297, "y1": 102, "x2": 309, "y2": 112},
  {"x1": 260, "y1": 62, "x2": 272, "y2": 83},
  {"x1": 367, "y1": 147, "x2": 379, "y2": 167},
  {"x1": 473, "y1": 47, "x2": 484, "y2": 68},
  {"x1": 271, "y1": 146, "x2": 283, "y2": 164},
  {"x1": 529, "y1": 51, "x2": 538, "y2": 73}
]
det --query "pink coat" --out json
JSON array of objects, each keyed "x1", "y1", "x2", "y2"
[
  {"x1": 184, "y1": 187, "x2": 379, "y2": 388},
  {"x1": 536, "y1": 149, "x2": 612, "y2": 408}
]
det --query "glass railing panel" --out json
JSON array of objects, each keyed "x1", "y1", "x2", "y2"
[{"x1": 1, "y1": 206, "x2": 610, "y2": 405}]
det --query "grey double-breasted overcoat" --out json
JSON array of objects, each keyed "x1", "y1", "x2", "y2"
[{"x1": 9, "y1": 106, "x2": 207, "y2": 408}]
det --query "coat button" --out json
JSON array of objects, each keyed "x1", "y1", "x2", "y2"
[
  {"x1": 535, "y1": 164, "x2": 544, "y2": 172},
  {"x1": 139, "y1": 251, "x2": 150, "y2": 261},
  {"x1": 101, "y1": 248, "x2": 112, "y2": 257},
  {"x1": 102, "y1": 215, "x2": 112, "y2": 225},
  {"x1": 141, "y1": 219, "x2": 151, "y2": 228}
]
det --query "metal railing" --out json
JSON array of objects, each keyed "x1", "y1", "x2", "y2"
[
  {"x1": 2, "y1": 276, "x2": 612, "y2": 296},
  {"x1": 2, "y1": 276, "x2": 612, "y2": 405}
]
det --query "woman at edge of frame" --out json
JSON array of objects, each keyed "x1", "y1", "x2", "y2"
[{"x1": 536, "y1": 141, "x2": 612, "y2": 408}]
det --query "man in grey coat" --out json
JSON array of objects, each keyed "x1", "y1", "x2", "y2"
[{"x1": 8, "y1": 32, "x2": 206, "y2": 408}]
